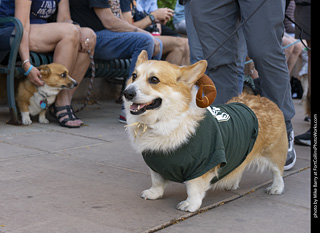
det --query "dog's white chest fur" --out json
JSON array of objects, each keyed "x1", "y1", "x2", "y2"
[{"x1": 29, "y1": 85, "x2": 59, "y2": 115}]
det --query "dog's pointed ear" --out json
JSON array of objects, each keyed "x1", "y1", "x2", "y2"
[
  {"x1": 37, "y1": 65, "x2": 51, "y2": 78},
  {"x1": 179, "y1": 60, "x2": 216, "y2": 108},
  {"x1": 135, "y1": 50, "x2": 149, "y2": 67},
  {"x1": 179, "y1": 60, "x2": 207, "y2": 86}
]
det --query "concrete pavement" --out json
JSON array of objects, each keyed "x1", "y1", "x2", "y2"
[{"x1": 0, "y1": 99, "x2": 311, "y2": 233}]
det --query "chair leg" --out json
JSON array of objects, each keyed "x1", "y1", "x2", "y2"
[{"x1": 6, "y1": 73, "x2": 21, "y2": 125}]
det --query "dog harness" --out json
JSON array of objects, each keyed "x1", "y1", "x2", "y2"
[{"x1": 142, "y1": 102, "x2": 259, "y2": 184}]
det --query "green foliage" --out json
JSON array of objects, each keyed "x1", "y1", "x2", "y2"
[
  {"x1": 157, "y1": 0, "x2": 176, "y2": 10},
  {"x1": 157, "y1": 0, "x2": 177, "y2": 29}
]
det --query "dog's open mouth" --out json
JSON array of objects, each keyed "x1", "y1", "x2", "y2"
[{"x1": 130, "y1": 98, "x2": 162, "y2": 115}]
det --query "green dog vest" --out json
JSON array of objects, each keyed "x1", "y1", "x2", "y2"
[{"x1": 142, "y1": 103, "x2": 259, "y2": 184}]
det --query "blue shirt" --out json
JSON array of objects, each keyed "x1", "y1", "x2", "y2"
[
  {"x1": 172, "y1": 1, "x2": 185, "y2": 25},
  {"x1": 136, "y1": 0, "x2": 158, "y2": 14}
]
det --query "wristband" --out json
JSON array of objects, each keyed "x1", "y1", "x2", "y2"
[
  {"x1": 24, "y1": 65, "x2": 34, "y2": 76},
  {"x1": 22, "y1": 59, "x2": 30, "y2": 67}
]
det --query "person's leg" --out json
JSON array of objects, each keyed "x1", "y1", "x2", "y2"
[
  {"x1": 152, "y1": 38, "x2": 163, "y2": 61},
  {"x1": 157, "y1": 36, "x2": 190, "y2": 66},
  {"x1": 184, "y1": 0, "x2": 204, "y2": 64},
  {"x1": 54, "y1": 27, "x2": 96, "y2": 107},
  {"x1": 190, "y1": 0, "x2": 239, "y2": 104},
  {"x1": 294, "y1": 2, "x2": 311, "y2": 147},
  {"x1": 240, "y1": 0, "x2": 296, "y2": 170},
  {"x1": 283, "y1": 35, "x2": 303, "y2": 75},
  {"x1": 29, "y1": 23, "x2": 94, "y2": 127},
  {"x1": 94, "y1": 30, "x2": 156, "y2": 76},
  {"x1": 282, "y1": 36, "x2": 295, "y2": 69},
  {"x1": 236, "y1": 28, "x2": 247, "y2": 93},
  {"x1": 240, "y1": 0, "x2": 295, "y2": 133}
]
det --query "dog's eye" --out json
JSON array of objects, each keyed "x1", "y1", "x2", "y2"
[
  {"x1": 132, "y1": 73, "x2": 137, "y2": 82},
  {"x1": 60, "y1": 73, "x2": 66, "y2": 78},
  {"x1": 148, "y1": 76, "x2": 160, "y2": 84}
]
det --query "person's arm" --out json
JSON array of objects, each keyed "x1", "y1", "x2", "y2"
[
  {"x1": 122, "y1": 11, "x2": 151, "y2": 29},
  {"x1": 151, "y1": 8, "x2": 174, "y2": 25},
  {"x1": 56, "y1": 0, "x2": 73, "y2": 23},
  {"x1": 94, "y1": 7, "x2": 141, "y2": 32},
  {"x1": 57, "y1": 0, "x2": 92, "y2": 53},
  {"x1": 15, "y1": 0, "x2": 43, "y2": 86},
  {"x1": 94, "y1": 6, "x2": 161, "y2": 56}
]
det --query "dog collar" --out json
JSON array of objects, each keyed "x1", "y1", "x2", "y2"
[
  {"x1": 40, "y1": 100, "x2": 48, "y2": 109},
  {"x1": 125, "y1": 122, "x2": 148, "y2": 139},
  {"x1": 38, "y1": 89, "x2": 49, "y2": 109}
]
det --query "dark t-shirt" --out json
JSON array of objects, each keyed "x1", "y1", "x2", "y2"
[
  {"x1": 0, "y1": 0, "x2": 60, "y2": 24},
  {"x1": 119, "y1": 0, "x2": 131, "y2": 13},
  {"x1": 69, "y1": 0, "x2": 132, "y2": 32},
  {"x1": 69, "y1": 0, "x2": 110, "y2": 32}
]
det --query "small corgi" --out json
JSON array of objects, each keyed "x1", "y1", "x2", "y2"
[
  {"x1": 16, "y1": 63, "x2": 77, "y2": 125},
  {"x1": 123, "y1": 50, "x2": 288, "y2": 212}
]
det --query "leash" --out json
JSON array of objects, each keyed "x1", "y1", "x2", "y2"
[
  {"x1": 284, "y1": 14, "x2": 311, "y2": 51},
  {"x1": 205, "y1": 0, "x2": 269, "y2": 61},
  {"x1": 74, "y1": 50, "x2": 95, "y2": 113},
  {"x1": 205, "y1": 0, "x2": 310, "y2": 65},
  {"x1": 244, "y1": 39, "x2": 304, "y2": 65}
]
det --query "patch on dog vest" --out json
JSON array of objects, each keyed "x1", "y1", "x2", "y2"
[
  {"x1": 207, "y1": 106, "x2": 230, "y2": 122},
  {"x1": 142, "y1": 103, "x2": 259, "y2": 184}
]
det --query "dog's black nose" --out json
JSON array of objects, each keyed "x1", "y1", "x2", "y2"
[{"x1": 123, "y1": 88, "x2": 136, "y2": 100}]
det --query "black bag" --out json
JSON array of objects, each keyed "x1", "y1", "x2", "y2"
[{"x1": 291, "y1": 76, "x2": 303, "y2": 99}]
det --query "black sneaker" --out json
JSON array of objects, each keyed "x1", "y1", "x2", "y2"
[
  {"x1": 294, "y1": 128, "x2": 311, "y2": 146},
  {"x1": 284, "y1": 130, "x2": 297, "y2": 171}
]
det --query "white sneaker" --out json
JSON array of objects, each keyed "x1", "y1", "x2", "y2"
[
  {"x1": 119, "y1": 105, "x2": 126, "y2": 124},
  {"x1": 284, "y1": 130, "x2": 297, "y2": 171}
]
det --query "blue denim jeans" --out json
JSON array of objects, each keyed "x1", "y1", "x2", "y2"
[{"x1": 94, "y1": 29, "x2": 162, "y2": 78}]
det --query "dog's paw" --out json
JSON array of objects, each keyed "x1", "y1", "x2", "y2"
[
  {"x1": 141, "y1": 188, "x2": 163, "y2": 200},
  {"x1": 39, "y1": 117, "x2": 49, "y2": 124},
  {"x1": 22, "y1": 118, "x2": 32, "y2": 125},
  {"x1": 21, "y1": 112, "x2": 32, "y2": 125},
  {"x1": 266, "y1": 185, "x2": 284, "y2": 195},
  {"x1": 177, "y1": 200, "x2": 201, "y2": 212},
  {"x1": 225, "y1": 183, "x2": 240, "y2": 191}
]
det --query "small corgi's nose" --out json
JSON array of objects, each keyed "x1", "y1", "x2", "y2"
[
  {"x1": 123, "y1": 87, "x2": 136, "y2": 100},
  {"x1": 66, "y1": 81, "x2": 78, "y2": 88},
  {"x1": 73, "y1": 81, "x2": 78, "y2": 87}
]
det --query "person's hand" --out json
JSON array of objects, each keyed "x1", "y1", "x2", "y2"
[
  {"x1": 152, "y1": 37, "x2": 161, "y2": 57},
  {"x1": 79, "y1": 36, "x2": 90, "y2": 53},
  {"x1": 152, "y1": 8, "x2": 174, "y2": 25},
  {"x1": 24, "y1": 65, "x2": 44, "y2": 87},
  {"x1": 79, "y1": 27, "x2": 96, "y2": 56}
]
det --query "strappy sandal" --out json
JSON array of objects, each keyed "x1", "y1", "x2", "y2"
[{"x1": 49, "y1": 104, "x2": 82, "y2": 128}]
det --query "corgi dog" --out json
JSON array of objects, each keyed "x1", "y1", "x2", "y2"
[
  {"x1": 16, "y1": 63, "x2": 77, "y2": 125},
  {"x1": 123, "y1": 50, "x2": 288, "y2": 212}
]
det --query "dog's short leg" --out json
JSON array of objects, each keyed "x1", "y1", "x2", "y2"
[
  {"x1": 39, "y1": 110, "x2": 49, "y2": 124},
  {"x1": 141, "y1": 169, "x2": 168, "y2": 200},
  {"x1": 266, "y1": 164, "x2": 285, "y2": 195},
  {"x1": 177, "y1": 170, "x2": 215, "y2": 212},
  {"x1": 21, "y1": 112, "x2": 32, "y2": 125}
]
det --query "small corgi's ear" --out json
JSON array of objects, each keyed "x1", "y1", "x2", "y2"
[
  {"x1": 37, "y1": 65, "x2": 51, "y2": 78},
  {"x1": 179, "y1": 60, "x2": 207, "y2": 86},
  {"x1": 135, "y1": 50, "x2": 149, "y2": 67}
]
